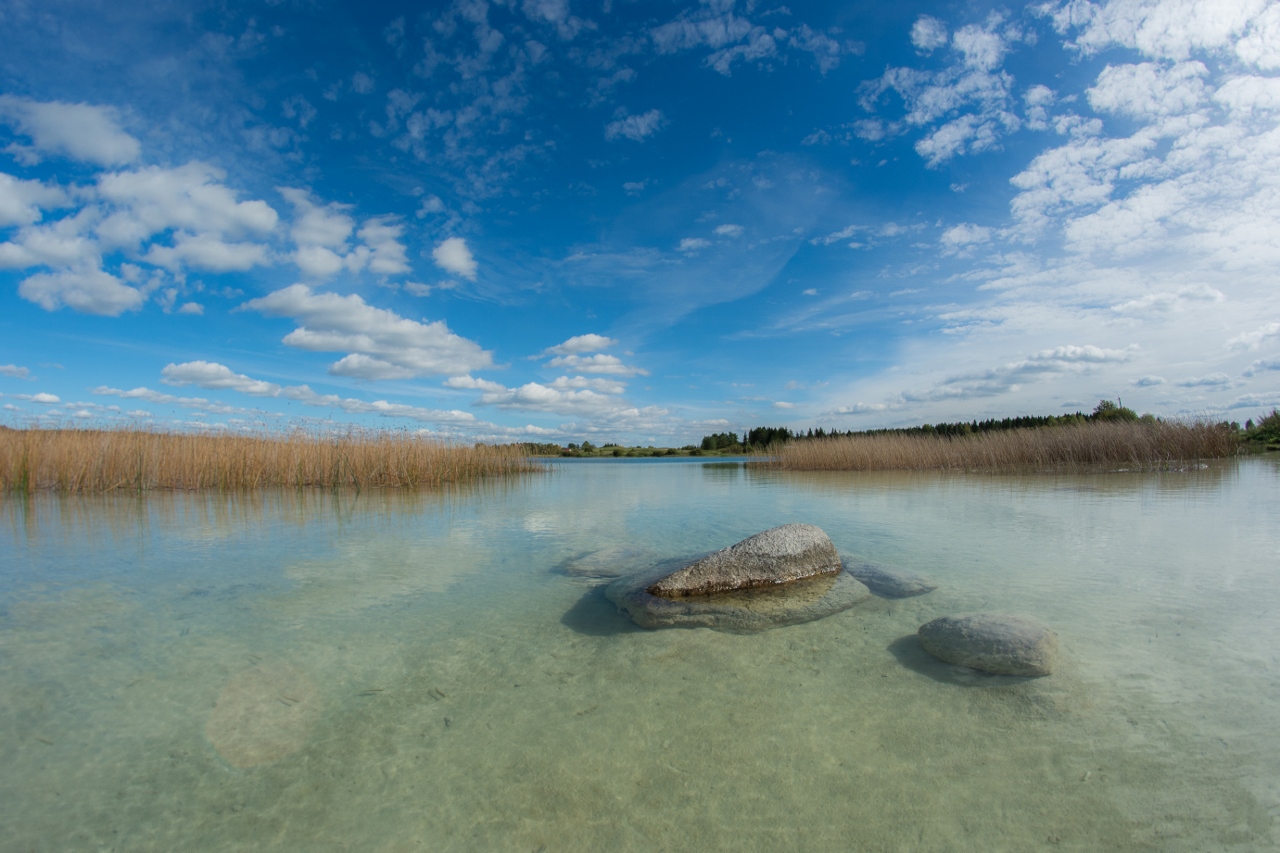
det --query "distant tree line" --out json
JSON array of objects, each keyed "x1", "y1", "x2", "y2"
[{"x1": 699, "y1": 400, "x2": 1155, "y2": 450}]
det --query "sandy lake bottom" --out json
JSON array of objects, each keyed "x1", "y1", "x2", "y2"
[{"x1": 2, "y1": 457, "x2": 1279, "y2": 851}]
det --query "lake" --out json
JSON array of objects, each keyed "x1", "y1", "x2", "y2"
[{"x1": 3, "y1": 457, "x2": 1279, "y2": 851}]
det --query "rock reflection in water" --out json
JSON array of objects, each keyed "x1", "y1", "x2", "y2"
[{"x1": 606, "y1": 566, "x2": 871, "y2": 632}]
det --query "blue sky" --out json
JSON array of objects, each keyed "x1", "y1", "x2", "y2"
[{"x1": 1, "y1": 0, "x2": 1279, "y2": 444}]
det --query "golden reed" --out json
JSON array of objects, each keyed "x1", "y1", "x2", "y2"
[
  {"x1": 0, "y1": 428, "x2": 540, "y2": 493},
  {"x1": 764, "y1": 420, "x2": 1239, "y2": 472}
]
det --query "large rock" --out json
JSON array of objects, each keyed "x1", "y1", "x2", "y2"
[
  {"x1": 917, "y1": 613, "x2": 1059, "y2": 676},
  {"x1": 607, "y1": 562, "x2": 870, "y2": 633},
  {"x1": 644, "y1": 523, "x2": 842, "y2": 598},
  {"x1": 843, "y1": 558, "x2": 937, "y2": 598}
]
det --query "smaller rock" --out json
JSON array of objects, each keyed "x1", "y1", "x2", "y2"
[
  {"x1": 842, "y1": 558, "x2": 937, "y2": 598},
  {"x1": 558, "y1": 545, "x2": 656, "y2": 579},
  {"x1": 918, "y1": 613, "x2": 1058, "y2": 676}
]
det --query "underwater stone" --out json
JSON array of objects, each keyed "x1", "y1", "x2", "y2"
[
  {"x1": 558, "y1": 544, "x2": 657, "y2": 579},
  {"x1": 607, "y1": 562, "x2": 870, "y2": 633},
  {"x1": 644, "y1": 523, "x2": 842, "y2": 598},
  {"x1": 842, "y1": 558, "x2": 937, "y2": 598},
  {"x1": 917, "y1": 613, "x2": 1059, "y2": 677}
]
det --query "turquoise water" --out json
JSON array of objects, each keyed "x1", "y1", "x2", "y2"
[{"x1": 3, "y1": 458, "x2": 1279, "y2": 851}]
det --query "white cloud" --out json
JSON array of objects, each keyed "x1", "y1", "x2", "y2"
[
  {"x1": 1227, "y1": 321, "x2": 1280, "y2": 350},
  {"x1": 14, "y1": 392, "x2": 59, "y2": 403},
  {"x1": 280, "y1": 187, "x2": 354, "y2": 248},
  {"x1": 161, "y1": 361, "x2": 282, "y2": 396},
  {"x1": 178, "y1": 302, "x2": 204, "y2": 315},
  {"x1": 521, "y1": 0, "x2": 592, "y2": 40},
  {"x1": 911, "y1": 16, "x2": 949, "y2": 51},
  {"x1": 605, "y1": 109, "x2": 665, "y2": 142},
  {"x1": 18, "y1": 266, "x2": 144, "y2": 316},
  {"x1": 0, "y1": 96, "x2": 140, "y2": 166},
  {"x1": 358, "y1": 217, "x2": 410, "y2": 275},
  {"x1": 0, "y1": 174, "x2": 67, "y2": 227},
  {"x1": 828, "y1": 402, "x2": 889, "y2": 415},
  {"x1": 91, "y1": 385, "x2": 252, "y2": 415},
  {"x1": 545, "y1": 353, "x2": 648, "y2": 376},
  {"x1": 714, "y1": 223, "x2": 744, "y2": 237},
  {"x1": 545, "y1": 333, "x2": 618, "y2": 355},
  {"x1": 145, "y1": 232, "x2": 270, "y2": 272},
  {"x1": 1176, "y1": 372, "x2": 1235, "y2": 387},
  {"x1": 901, "y1": 344, "x2": 1137, "y2": 402},
  {"x1": 940, "y1": 223, "x2": 993, "y2": 254},
  {"x1": 679, "y1": 237, "x2": 711, "y2": 252},
  {"x1": 1086, "y1": 61, "x2": 1208, "y2": 119},
  {"x1": 1047, "y1": 0, "x2": 1271, "y2": 63},
  {"x1": 463, "y1": 377, "x2": 634, "y2": 416},
  {"x1": 1133, "y1": 375, "x2": 1167, "y2": 386},
  {"x1": 860, "y1": 17, "x2": 1021, "y2": 166},
  {"x1": 241, "y1": 284, "x2": 493, "y2": 378},
  {"x1": 773, "y1": 401, "x2": 796, "y2": 409},
  {"x1": 96, "y1": 163, "x2": 278, "y2": 248},
  {"x1": 0, "y1": 364, "x2": 31, "y2": 379},
  {"x1": 432, "y1": 236, "x2": 478, "y2": 280}
]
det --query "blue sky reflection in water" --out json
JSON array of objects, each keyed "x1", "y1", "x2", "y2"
[
  {"x1": 1, "y1": 0, "x2": 1279, "y2": 443},
  {"x1": 3, "y1": 459, "x2": 1280, "y2": 849}
]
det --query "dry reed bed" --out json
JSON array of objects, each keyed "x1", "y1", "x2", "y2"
[
  {"x1": 0, "y1": 428, "x2": 541, "y2": 493},
  {"x1": 765, "y1": 420, "x2": 1239, "y2": 471}
]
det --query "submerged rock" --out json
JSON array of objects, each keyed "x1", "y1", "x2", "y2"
[
  {"x1": 842, "y1": 558, "x2": 937, "y2": 598},
  {"x1": 557, "y1": 545, "x2": 656, "y2": 580},
  {"x1": 917, "y1": 613, "x2": 1059, "y2": 676},
  {"x1": 644, "y1": 523, "x2": 842, "y2": 598},
  {"x1": 607, "y1": 563, "x2": 870, "y2": 633},
  {"x1": 206, "y1": 660, "x2": 320, "y2": 768}
]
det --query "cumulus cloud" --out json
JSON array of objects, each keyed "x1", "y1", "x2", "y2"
[
  {"x1": 0, "y1": 96, "x2": 140, "y2": 166},
  {"x1": 0, "y1": 364, "x2": 32, "y2": 379},
  {"x1": 545, "y1": 333, "x2": 618, "y2": 355},
  {"x1": 714, "y1": 223, "x2": 744, "y2": 237},
  {"x1": 545, "y1": 353, "x2": 648, "y2": 376},
  {"x1": 432, "y1": 236, "x2": 478, "y2": 280},
  {"x1": 940, "y1": 223, "x2": 992, "y2": 254},
  {"x1": 161, "y1": 361, "x2": 282, "y2": 396},
  {"x1": 0, "y1": 174, "x2": 67, "y2": 227},
  {"x1": 605, "y1": 109, "x2": 665, "y2": 142},
  {"x1": 280, "y1": 188, "x2": 408, "y2": 278},
  {"x1": 678, "y1": 237, "x2": 710, "y2": 252},
  {"x1": 14, "y1": 392, "x2": 59, "y2": 403},
  {"x1": 144, "y1": 232, "x2": 270, "y2": 272},
  {"x1": 241, "y1": 284, "x2": 493, "y2": 379},
  {"x1": 97, "y1": 163, "x2": 278, "y2": 248},
  {"x1": 462, "y1": 376, "x2": 634, "y2": 416},
  {"x1": 911, "y1": 16, "x2": 949, "y2": 51},
  {"x1": 18, "y1": 266, "x2": 144, "y2": 316}
]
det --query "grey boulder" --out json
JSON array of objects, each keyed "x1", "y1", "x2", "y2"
[
  {"x1": 644, "y1": 523, "x2": 841, "y2": 598},
  {"x1": 607, "y1": 563, "x2": 870, "y2": 633},
  {"x1": 917, "y1": 613, "x2": 1059, "y2": 676},
  {"x1": 843, "y1": 558, "x2": 937, "y2": 598}
]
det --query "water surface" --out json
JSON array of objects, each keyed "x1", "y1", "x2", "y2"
[{"x1": 3, "y1": 458, "x2": 1279, "y2": 851}]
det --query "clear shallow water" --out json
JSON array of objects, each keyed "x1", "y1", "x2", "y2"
[{"x1": 2, "y1": 458, "x2": 1279, "y2": 851}]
